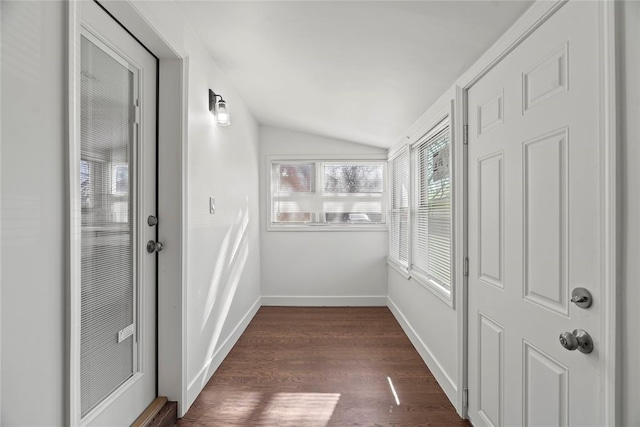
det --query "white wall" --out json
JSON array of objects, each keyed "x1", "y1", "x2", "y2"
[
  {"x1": 182, "y1": 27, "x2": 262, "y2": 410},
  {"x1": 259, "y1": 126, "x2": 388, "y2": 306},
  {"x1": 1, "y1": 1, "x2": 66, "y2": 424},
  {"x1": 618, "y1": 1, "x2": 639, "y2": 425}
]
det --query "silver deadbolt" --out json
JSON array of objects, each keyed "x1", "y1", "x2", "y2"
[
  {"x1": 559, "y1": 329, "x2": 593, "y2": 354},
  {"x1": 571, "y1": 287, "x2": 593, "y2": 308},
  {"x1": 146, "y1": 240, "x2": 164, "y2": 253},
  {"x1": 147, "y1": 215, "x2": 158, "y2": 227}
]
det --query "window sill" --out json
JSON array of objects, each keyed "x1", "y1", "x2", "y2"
[
  {"x1": 409, "y1": 270, "x2": 453, "y2": 308},
  {"x1": 387, "y1": 259, "x2": 410, "y2": 279},
  {"x1": 267, "y1": 223, "x2": 388, "y2": 232}
]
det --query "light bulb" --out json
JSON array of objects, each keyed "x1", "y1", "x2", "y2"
[{"x1": 215, "y1": 100, "x2": 230, "y2": 126}]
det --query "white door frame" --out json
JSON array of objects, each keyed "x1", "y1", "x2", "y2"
[
  {"x1": 66, "y1": 0, "x2": 189, "y2": 423},
  {"x1": 454, "y1": 0, "x2": 617, "y2": 423}
]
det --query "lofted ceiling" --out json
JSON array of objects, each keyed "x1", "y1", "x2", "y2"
[{"x1": 175, "y1": 0, "x2": 533, "y2": 148}]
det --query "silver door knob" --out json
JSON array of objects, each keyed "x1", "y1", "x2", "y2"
[
  {"x1": 559, "y1": 329, "x2": 593, "y2": 354},
  {"x1": 146, "y1": 240, "x2": 164, "y2": 253}
]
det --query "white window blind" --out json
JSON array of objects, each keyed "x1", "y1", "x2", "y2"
[
  {"x1": 80, "y1": 34, "x2": 136, "y2": 417},
  {"x1": 270, "y1": 160, "x2": 385, "y2": 227},
  {"x1": 388, "y1": 148, "x2": 410, "y2": 270},
  {"x1": 411, "y1": 121, "x2": 452, "y2": 292}
]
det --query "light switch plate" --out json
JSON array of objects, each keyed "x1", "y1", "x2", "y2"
[{"x1": 209, "y1": 197, "x2": 216, "y2": 214}]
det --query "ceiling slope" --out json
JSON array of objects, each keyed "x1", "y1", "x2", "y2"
[{"x1": 176, "y1": 0, "x2": 533, "y2": 148}]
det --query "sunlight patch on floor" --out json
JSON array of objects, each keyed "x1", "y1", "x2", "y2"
[
  {"x1": 214, "y1": 391, "x2": 263, "y2": 422},
  {"x1": 257, "y1": 392, "x2": 341, "y2": 426},
  {"x1": 387, "y1": 376, "x2": 401, "y2": 406}
]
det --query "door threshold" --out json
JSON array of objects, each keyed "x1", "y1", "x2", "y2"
[{"x1": 131, "y1": 396, "x2": 176, "y2": 427}]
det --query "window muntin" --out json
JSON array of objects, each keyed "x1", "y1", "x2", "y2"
[{"x1": 270, "y1": 160, "x2": 386, "y2": 228}]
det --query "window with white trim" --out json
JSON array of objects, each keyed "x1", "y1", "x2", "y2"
[
  {"x1": 269, "y1": 159, "x2": 386, "y2": 228},
  {"x1": 410, "y1": 119, "x2": 452, "y2": 296},
  {"x1": 388, "y1": 147, "x2": 410, "y2": 271}
]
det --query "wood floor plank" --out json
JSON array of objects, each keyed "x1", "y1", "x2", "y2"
[{"x1": 178, "y1": 307, "x2": 470, "y2": 426}]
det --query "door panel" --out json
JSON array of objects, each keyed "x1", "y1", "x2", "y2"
[
  {"x1": 477, "y1": 152, "x2": 504, "y2": 288},
  {"x1": 522, "y1": 128, "x2": 569, "y2": 315},
  {"x1": 468, "y1": 2, "x2": 602, "y2": 426},
  {"x1": 78, "y1": 1, "x2": 157, "y2": 425},
  {"x1": 477, "y1": 312, "x2": 503, "y2": 427},
  {"x1": 523, "y1": 342, "x2": 568, "y2": 427}
]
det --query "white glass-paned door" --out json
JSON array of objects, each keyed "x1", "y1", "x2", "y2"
[{"x1": 80, "y1": 33, "x2": 137, "y2": 417}]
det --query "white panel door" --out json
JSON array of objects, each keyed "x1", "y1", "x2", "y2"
[
  {"x1": 77, "y1": 1, "x2": 157, "y2": 425},
  {"x1": 468, "y1": 2, "x2": 605, "y2": 426}
]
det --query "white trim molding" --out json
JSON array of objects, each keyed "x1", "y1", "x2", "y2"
[
  {"x1": 598, "y1": 1, "x2": 618, "y2": 425},
  {"x1": 261, "y1": 296, "x2": 388, "y2": 307},
  {"x1": 0, "y1": 0, "x2": 2, "y2": 412},
  {"x1": 452, "y1": 86, "x2": 469, "y2": 418},
  {"x1": 454, "y1": 85, "x2": 468, "y2": 418},
  {"x1": 66, "y1": 1, "x2": 82, "y2": 424},
  {"x1": 457, "y1": 1, "x2": 569, "y2": 89}
]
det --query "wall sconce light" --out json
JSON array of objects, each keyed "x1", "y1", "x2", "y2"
[{"x1": 209, "y1": 89, "x2": 230, "y2": 126}]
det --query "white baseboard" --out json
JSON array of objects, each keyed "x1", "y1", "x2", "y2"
[
  {"x1": 261, "y1": 295, "x2": 387, "y2": 306},
  {"x1": 186, "y1": 297, "x2": 261, "y2": 409},
  {"x1": 387, "y1": 297, "x2": 458, "y2": 407}
]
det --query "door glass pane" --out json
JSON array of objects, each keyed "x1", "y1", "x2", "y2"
[{"x1": 80, "y1": 34, "x2": 136, "y2": 417}]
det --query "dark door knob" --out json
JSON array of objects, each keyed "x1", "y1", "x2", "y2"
[{"x1": 146, "y1": 240, "x2": 164, "y2": 253}]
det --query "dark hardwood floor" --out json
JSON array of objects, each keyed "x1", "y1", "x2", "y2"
[{"x1": 178, "y1": 307, "x2": 470, "y2": 426}]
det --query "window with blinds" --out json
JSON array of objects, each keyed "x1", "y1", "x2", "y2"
[
  {"x1": 410, "y1": 120, "x2": 452, "y2": 294},
  {"x1": 388, "y1": 148, "x2": 410, "y2": 271},
  {"x1": 270, "y1": 160, "x2": 385, "y2": 228}
]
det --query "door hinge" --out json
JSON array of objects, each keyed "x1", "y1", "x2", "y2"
[
  {"x1": 463, "y1": 388, "x2": 469, "y2": 408},
  {"x1": 463, "y1": 257, "x2": 469, "y2": 276},
  {"x1": 463, "y1": 125, "x2": 469, "y2": 145}
]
